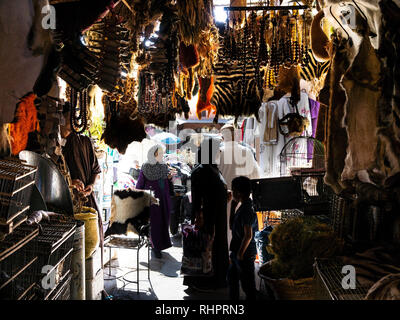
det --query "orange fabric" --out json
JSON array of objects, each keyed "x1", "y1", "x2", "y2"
[
  {"x1": 8, "y1": 93, "x2": 39, "y2": 155},
  {"x1": 196, "y1": 76, "x2": 216, "y2": 119}
]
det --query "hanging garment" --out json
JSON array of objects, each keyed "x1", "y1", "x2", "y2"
[
  {"x1": 243, "y1": 117, "x2": 256, "y2": 147},
  {"x1": 258, "y1": 92, "x2": 312, "y2": 177},
  {"x1": 258, "y1": 98, "x2": 287, "y2": 178},
  {"x1": 241, "y1": 118, "x2": 246, "y2": 142},
  {"x1": 259, "y1": 101, "x2": 279, "y2": 145}
]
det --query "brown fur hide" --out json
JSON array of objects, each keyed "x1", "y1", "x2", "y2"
[
  {"x1": 311, "y1": 10, "x2": 330, "y2": 62},
  {"x1": 365, "y1": 273, "x2": 400, "y2": 300},
  {"x1": 323, "y1": 35, "x2": 352, "y2": 194},
  {"x1": 102, "y1": 100, "x2": 147, "y2": 154},
  {"x1": 375, "y1": 0, "x2": 400, "y2": 184},
  {"x1": 341, "y1": 31, "x2": 381, "y2": 182}
]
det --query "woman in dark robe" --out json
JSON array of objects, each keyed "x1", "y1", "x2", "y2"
[
  {"x1": 136, "y1": 144, "x2": 173, "y2": 258},
  {"x1": 183, "y1": 138, "x2": 230, "y2": 291}
]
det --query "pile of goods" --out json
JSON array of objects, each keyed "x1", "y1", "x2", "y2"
[{"x1": 263, "y1": 216, "x2": 343, "y2": 280}]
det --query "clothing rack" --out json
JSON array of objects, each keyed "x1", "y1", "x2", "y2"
[{"x1": 224, "y1": 5, "x2": 309, "y2": 11}]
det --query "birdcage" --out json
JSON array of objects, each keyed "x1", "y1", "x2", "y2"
[
  {"x1": 313, "y1": 258, "x2": 370, "y2": 300},
  {"x1": 280, "y1": 136, "x2": 325, "y2": 177},
  {"x1": 25, "y1": 216, "x2": 76, "y2": 300},
  {"x1": 0, "y1": 224, "x2": 39, "y2": 300},
  {"x1": 0, "y1": 159, "x2": 37, "y2": 226}
]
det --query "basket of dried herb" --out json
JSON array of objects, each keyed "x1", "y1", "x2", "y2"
[{"x1": 258, "y1": 216, "x2": 343, "y2": 300}]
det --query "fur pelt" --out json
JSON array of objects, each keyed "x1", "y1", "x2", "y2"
[
  {"x1": 179, "y1": 43, "x2": 200, "y2": 69},
  {"x1": 9, "y1": 93, "x2": 39, "y2": 156},
  {"x1": 102, "y1": 112, "x2": 146, "y2": 154},
  {"x1": 375, "y1": 0, "x2": 400, "y2": 185},
  {"x1": 341, "y1": 26, "x2": 381, "y2": 182},
  {"x1": 276, "y1": 65, "x2": 301, "y2": 106},
  {"x1": 105, "y1": 189, "x2": 159, "y2": 237},
  {"x1": 365, "y1": 273, "x2": 400, "y2": 300},
  {"x1": 196, "y1": 76, "x2": 215, "y2": 119},
  {"x1": 311, "y1": 10, "x2": 331, "y2": 62},
  {"x1": 319, "y1": 0, "x2": 383, "y2": 49},
  {"x1": 102, "y1": 97, "x2": 147, "y2": 154},
  {"x1": 323, "y1": 35, "x2": 352, "y2": 194},
  {"x1": 341, "y1": 245, "x2": 400, "y2": 289}
]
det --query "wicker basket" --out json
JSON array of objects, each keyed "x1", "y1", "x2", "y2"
[{"x1": 258, "y1": 262, "x2": 315, "y2": 300}]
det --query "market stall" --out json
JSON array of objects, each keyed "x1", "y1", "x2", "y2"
[{"x1": 0, "y1": 0, "x2": 399, "y2": 301}]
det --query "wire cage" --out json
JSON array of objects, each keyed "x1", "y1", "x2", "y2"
[
  {"x1": 259, "y1": 209, "x2": 305, "y2": 227},
  {"x1": 330, "y1": 193, "x2": 356, "y2": 241},
  {"x1": 252, "y1": 170, "x2": 333, "y2": 216},
  {"x1": 0, "y1": 224, "x2": 39, "y2": 296},
  {"x1": 313, "y1": 258, "x2": 370, "y2": 300},
  {"x1": 0, "y1": 256, "x2": 38, "y2": 300},
  {"x1": 46, "y1": 273, "x2": 72, "y2": 301},
  {"x1": 0, "y1": 159, "x2": 37, "y2": 224},
  {"x1": 25, "y1": 217, "x2": 76, "y2": 299},
  {"x1": 280, "y1": 136, "x2": 325, "y2": 177},
  {"x1": 291, "y1": 168, "x2": 333, "y2": 215}
]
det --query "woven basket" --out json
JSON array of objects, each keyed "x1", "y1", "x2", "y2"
[{"x1": 259, "y1": 262, "x2": 315, "y2": 300}]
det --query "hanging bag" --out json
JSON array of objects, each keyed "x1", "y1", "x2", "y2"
[
  {"x1": 180, "y1": 222, "x2": 214, "y2": 277},
  {"x1": 278, "y1": 98, "x2": 310, "y2": 137}
]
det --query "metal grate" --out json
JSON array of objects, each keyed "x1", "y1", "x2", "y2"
[
  {"x1": 24, "y1": 217, "x2": 76, "y2": 299},
  {"x1": 314, "y1": 258, "x2": 369, "y2": 300},
  {"x1": 291, "y1": 168, "x2": 333, "y2": 215},
  {"x1": 0, "y1": 159, "x2": 37, "y2": 224},
  {"x1": 330, "y1": 193, "x2": 355, "y2": 240},
  {"x1": 0, "y1": 255, "x2": 38, "y2": 300},
  {"x1": 104, "y1": 236, "x2": 140, "y2": 249},
  {"x1": 45, "y1": 272, "x2": 72, "y2": 301},
  {"x1": 0, "y1": 225, "x2": 39, "y2": 291}
]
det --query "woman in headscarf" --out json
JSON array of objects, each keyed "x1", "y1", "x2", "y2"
[
  {"x1": 183, "y1": 138, "x2": 231, "y2": 291},
  {"x1": 136, "y1": 144, "x2": 173, "y2": 258}
]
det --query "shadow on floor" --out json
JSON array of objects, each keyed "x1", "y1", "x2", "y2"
[
  {"x1": 140, "y1": 251, "x2": 182, "y2": 278},
  {"x1": 104, "y1": 258, "x2": 158, "y2": 300}
]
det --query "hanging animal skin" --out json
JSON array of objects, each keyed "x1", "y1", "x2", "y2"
[
  {"x1": 311, "y1": 10, "x2": 330, "y2": 62},
  {"x1": 86, "y1": 13, "x2": 131, "y2": 96},
  {"x1": 101, "y1": 96, "x2": 146, "y2": 153},
  {"x1": 58, "y1": 39, "x2": 98, "y2": 91}
]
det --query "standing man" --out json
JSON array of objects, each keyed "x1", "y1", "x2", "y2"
[
  {"x1": 60, "y1": 103, "x2": 103, "y2": 261},
  {"x1": 218, "y1": 124, "x2": 261, "y2": 243}
]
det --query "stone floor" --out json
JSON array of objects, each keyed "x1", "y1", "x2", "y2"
[{"x1": 103, "y1": 233, "x2": 267, "y2": 300}]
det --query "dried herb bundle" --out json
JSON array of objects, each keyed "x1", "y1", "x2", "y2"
[{"x1": 267, "y1": 216, "x2": 343, "y2": 280}]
